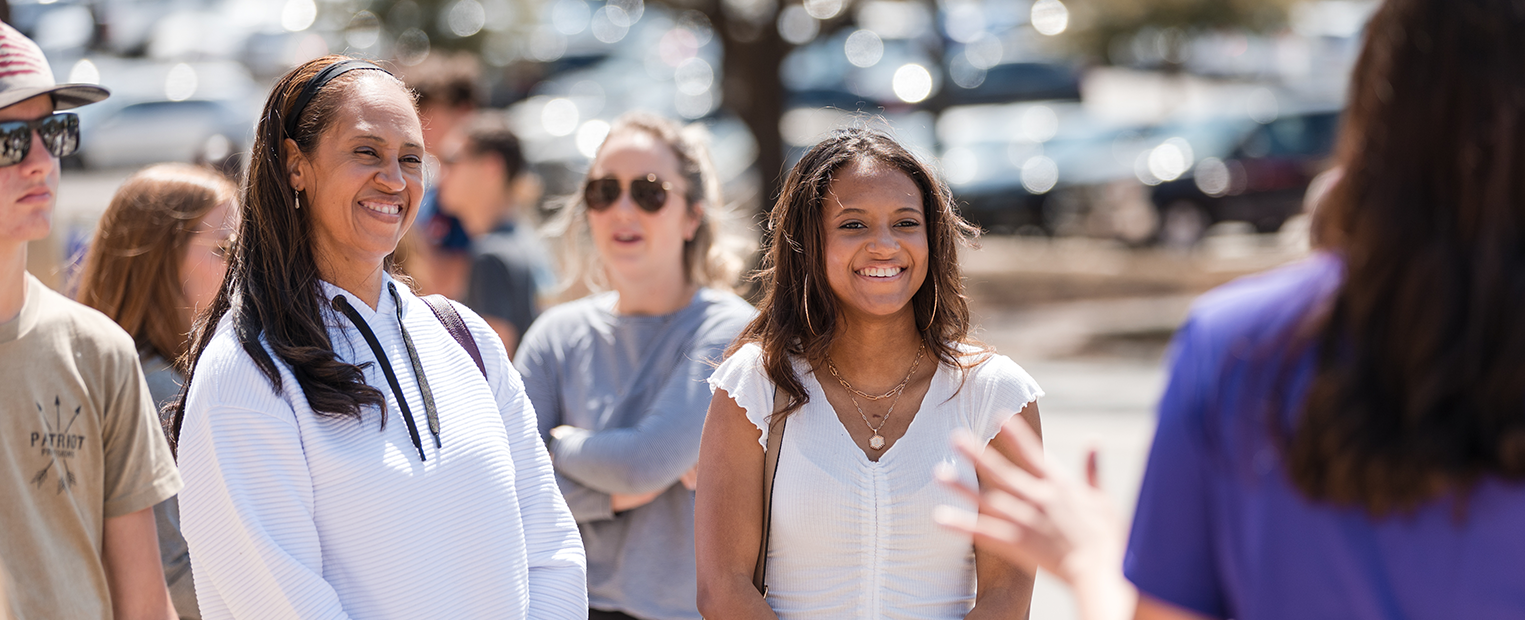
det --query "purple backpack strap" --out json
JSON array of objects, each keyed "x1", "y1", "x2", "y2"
[{"x1": 421, "y1": 294, "x2": 487, "y2": 379}]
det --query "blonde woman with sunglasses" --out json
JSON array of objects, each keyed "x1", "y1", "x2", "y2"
[{"x1": 515, "y1": 111, "x2": 754, "y2": 620}]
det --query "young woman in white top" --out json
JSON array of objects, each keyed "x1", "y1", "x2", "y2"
[
  {"x1": 696, "y1": 127, "x2": 1044, "y2": 619},
  {"x1": 168, "y1": 55, "x2": 587, "y2": 619}
]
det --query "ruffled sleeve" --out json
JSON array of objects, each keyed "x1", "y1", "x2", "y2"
[
  {"x1": 966, "y1": 352, "x2": 1044, "y2": 442},
  {"x1": 706, "y1": 342, "x2": 775, "y2": 449}
]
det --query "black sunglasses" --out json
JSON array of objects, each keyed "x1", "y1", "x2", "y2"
[
  {"x1": 0, "y1": 113, "x2": 79, "y2": 167},
  {"x1": 584, "y1": 173, "x2": 674, "y2": 213}
]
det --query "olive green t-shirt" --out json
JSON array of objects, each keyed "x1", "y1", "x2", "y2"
[{"x1": 0, "y1": 274, "x2": 182, "y2": 620}]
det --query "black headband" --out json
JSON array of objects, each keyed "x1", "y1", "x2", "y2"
[{"x1": 283, "y1": 59, "x2": 390, "y2": 138}]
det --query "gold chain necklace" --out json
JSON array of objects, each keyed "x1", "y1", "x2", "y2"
[
  {"x1": 827, "y1": 343, "x2": 925, "y2": 400},
  {"x1": 828, "y1": 344, "x2": 925, "y2": 450}
]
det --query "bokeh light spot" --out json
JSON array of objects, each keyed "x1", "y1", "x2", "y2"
[
  {"x1": 804, "y1": 0, "x2": 845, "y2": 20},
  {"x1": 892, "y1": 63, "x2": 933, "y2": 103},
  {"x1": 1021, "y1": 156, "x2": 1059, "y2": 194},
  {"x1": 282, "y1": 0, "x2": 317, "y2": 32},
  {"x1": 165, "y1": 63, "x2": 198, "y2": 102},
  {"x1": 577, "y1": 120, "x2": 610, "y2": 158},
  {"x1": 1031, "y1": 0, "x2": 1069, "y2": 36},
  {"x1": 845, "y1": 30, "x2": 884, "y2": 68},
  {"x1": 543, "y1": 98, "x2": 581, "y2": 137},
  {"x1": 68, "y1": 58, "x2": 99, "y2": 85}
]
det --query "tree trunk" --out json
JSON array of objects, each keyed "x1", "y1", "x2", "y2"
[{"x1": 708, "y1": 4, "x2": 788, "y2": 218}]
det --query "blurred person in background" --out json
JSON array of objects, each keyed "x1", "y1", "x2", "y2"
[
  {"x1": 76, "y1": 163, "x2": 240, "y2": 620},
  {"x1": 0, "y1": 22, "x2": 181, "y2": 620},
  {"x1": 515, "y1": 111, "x2": 754, "y2": 620},
  {"x1": 695, "y1": 128, "x2": 1042, "y2": 619},
  {"x1": 397, "y1": 52, "x2": 480, "y2": 298},
  {"x1": 938, "y1": 1, "x2": 1525, "y2": 618},
  {"x1": 169, "y1": 55, "x2": 586, "y2": 619},
  {"x1": 437, "y1": 112, "x2": 554, "y2": 357}
]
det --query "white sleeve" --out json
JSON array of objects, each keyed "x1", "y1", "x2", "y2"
[
  {"x1": 177, "y1": 341, "x2": 350, "y2": 620},
  {"x1": 707, "y1": 342, "x2": 776, "y2": 449},
  {"x1": 969, "y1": 353, "x2": 1045, "y2": 443},
  {"x1": 473, "y1": 309, "x2": 589, "y2": 619}
]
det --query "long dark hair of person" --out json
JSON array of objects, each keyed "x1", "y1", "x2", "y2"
[
  {"x1": 168, "y1": 55, "x2": 415, "y2": 451},
  {"x1": 728, "y1": 127, "x2": 982, "y2": 418},
  {"x1": 1290, "y1": 0, "x2": 1525, "y2": 515}
]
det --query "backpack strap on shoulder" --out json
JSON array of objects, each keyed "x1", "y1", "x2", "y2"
[{"x1": 421, "y1": 295, "x2": 487, "y2": 379}]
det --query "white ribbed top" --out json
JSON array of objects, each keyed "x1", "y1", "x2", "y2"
[
  {"x1": 709, "y1": 343, "x2": 1042, "y2": 620},
  {"x1": 178, "y1": 276, "x2": 587, "y2": 620}
]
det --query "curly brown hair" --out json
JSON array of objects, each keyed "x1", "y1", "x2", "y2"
[{"x1": 728, "y1": 127, "x2": 983, "y2": 418}]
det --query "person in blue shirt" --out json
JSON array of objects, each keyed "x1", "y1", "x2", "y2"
[{"x1": 938, "y1": 1, "x2": 1525, "y2": 618}]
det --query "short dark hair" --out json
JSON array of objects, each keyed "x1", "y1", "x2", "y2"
[
  {"x1": 460, "y1": 112, "x2": 525, "y2": 182},
  {"x1": 404, "y1": 53, "x2": 480, "y2": 109}
]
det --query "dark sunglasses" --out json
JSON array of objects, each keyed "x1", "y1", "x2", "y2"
[
  {"x1": 0, "y1": 113, "x2": 79, "y2": 167},
  {"x1": 584, "y1": 174, "x2": 674, "y2": 213}
]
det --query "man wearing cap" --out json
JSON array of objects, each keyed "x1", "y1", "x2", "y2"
[{"x1": 0, "y1": 23, "x2": 181, "y2": 620}]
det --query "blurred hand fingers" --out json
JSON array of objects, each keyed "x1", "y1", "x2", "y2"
[
  {"x1": 1085, "y1": 448, "x2": 1102, "y2": 489},
  {"x1": 934, "y1": 506, "x2": 1042, "y2": 575},
  {"x1": 953, "y1": 432, "x2": 1048, "y2": 504},
  {"x1": 994, "y1": 416, "x2": 1048, "y2": 476},
  {"x1": 934, "y1": 461, "x2": 981, "y2": 503}
]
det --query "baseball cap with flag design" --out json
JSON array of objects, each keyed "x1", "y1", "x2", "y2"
[{"x1": 0, "y1": 21, "x2": 107, "y2": 111}]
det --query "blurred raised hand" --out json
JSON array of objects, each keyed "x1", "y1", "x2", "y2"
[{"x1": 934, "y1": 416, "x2": 1137, "y2": 620}]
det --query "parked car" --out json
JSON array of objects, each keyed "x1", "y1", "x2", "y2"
[
  {"x1": 68, "y1": 60, "x2": 262, "y2": 172},
  {"x1": 1147, "y1": 107, "x2": 1342, "y2": 245},
  {"x1": 943, "y1": 62, "x2": 1082, "y2": 106},
  {"x1": 74, "y1": 98, "x2": 254, "y2": 170},
  {"x1": 938, "y1": 100, "x2": 1146, "y2": 235}
]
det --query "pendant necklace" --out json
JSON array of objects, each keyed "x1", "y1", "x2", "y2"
[{"x1": 828, "y1": 343, "x2": 925, "y2": 450}]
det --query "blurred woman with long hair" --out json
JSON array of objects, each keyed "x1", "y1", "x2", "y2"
[
  {"x1": 168, "y1": 55, "x2": 585, "y2": 618},
  {"x1": 695, "y1": 128, "x2": 1043, "y2": 619},
  {"x1": 76, "y1": 163, "x2": 237, "y2": 620},
  {"x1": 938, "y1": 1, "x2": 1525, "y2": 618},
  {"x1": 514, "y1": 111, "x2": 754, "y2": 620}
]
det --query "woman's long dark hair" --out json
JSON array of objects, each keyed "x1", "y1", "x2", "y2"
[
  {"x1": 728, "y1": 127, "x2": 983, "y2": 418},
  {"x1": 1291, "y1": 0, "x2": 1525, "y2": 514},
  {"x1": 168, "y1": 55, "x2": 415, "y2": 451}
]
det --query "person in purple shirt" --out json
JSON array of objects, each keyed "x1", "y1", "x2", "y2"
[{"x1": 934, "y1": 0, "x2": 1525, "y2": 618}]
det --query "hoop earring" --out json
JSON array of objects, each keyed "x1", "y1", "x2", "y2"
[
  {"x1": 802, "y1": 274, "x2": 817, "y2": 336},
  {"x1": 921, "y1": 278, "x2": 939, "y2": 332},
  {"x1": 293, "y1": 189, "x2": 301, "y2": 210}
]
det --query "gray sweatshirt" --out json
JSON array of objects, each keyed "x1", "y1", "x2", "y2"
[
  {"x1": 140, "y1": 353, "x2": 199, "y2": 620},
  {"x1": 515, "y1": 288, "x2": 754, "y2": 620}
]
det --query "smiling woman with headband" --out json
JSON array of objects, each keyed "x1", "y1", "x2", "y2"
[{"x1": 169, "y1": 55, "x2": 586, "y2": 619}]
